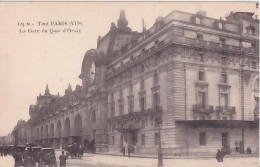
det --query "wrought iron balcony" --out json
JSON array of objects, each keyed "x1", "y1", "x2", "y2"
[
  {"x1": 108, "y1": 106, "x2": 162, "y2": 123},
  {"x1": 215, "y1": 106, "x2": 236, "y2": 114},
  {"x1": 193, "y1": 105, "x2": 214, "y2": 114},
  {"x1": 254, "y1": 106, "x2": 259, "y2": 120}
]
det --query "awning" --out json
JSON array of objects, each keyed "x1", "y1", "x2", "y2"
[{"x1": 176, "y1": 120, "x2": 259, "y2": 129}]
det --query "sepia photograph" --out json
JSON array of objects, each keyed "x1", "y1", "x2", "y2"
[{"x1": 0, "y1": 1, "x2": 259, "y2": 167}]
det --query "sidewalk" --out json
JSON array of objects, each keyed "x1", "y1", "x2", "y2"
[
  {"x1": 95, "y1": 151, "x2": 258, "y2": 159},
  {"x1": 55, "y1": 149, "x2": 258, "y2": 159}
]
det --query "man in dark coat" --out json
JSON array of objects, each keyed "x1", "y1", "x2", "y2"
[
  {"x1": 59, "y1": 151, "x2": 67, "y2": 167},
  {"x1": 216, "y1": 149, "x2": 221, "y2": 162}
]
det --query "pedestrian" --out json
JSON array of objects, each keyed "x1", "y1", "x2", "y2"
[
  {"x1": 220, "y1": 148, "x2": 225, "y2": 162},
  {"x1": 122, "y1": 146, "x2": 125, "y2": 156},
  {"x1": 128, "y1": 144, "x2": 134, "y2": 158},
  {"x1": 216, "y1": 149, "x2": 221, "y2": 162},
  {"x1": 59, "y1": 151, "x2": 67, "y2": 167}
]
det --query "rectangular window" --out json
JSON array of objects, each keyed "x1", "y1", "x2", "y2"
[
  {"x1": 198, "y1": 91, "x2": 206, "y2": 108},
  {"x1": 154, "y1": 118, "x2": 160, "y2": 127},
  {"x1": 154, "y1": 73, "x2": 158, "y2": 85},
  {"x1": 220, "y1": 93, "x2": 229, "y2": 107},
  {"x1": 111, "y1": 105, "x2": 115, "y2": 117},
  {"x1": 252, "y1": 61, "x2": 257, "y2": 69},
  {"x1": 141, "y1": 120, "x2": 146, "y2": 128},
  {"x1": 199, "y1": 71, "x2": 205, "y2": 81},
  {"x1": 153, "y1": 93, "x2": 160, "y2": 110},
  {"x1": 141, "y1": 134, "x2": 145, "y2": 145},
  {"x1": 199, "y1": 132, "x2": 206, "y2": 146},
  {"x1": 112, "y1": 136, "x2": 115, "y2": 145},
  {"x1": 119, "y1": 103, "x2": 124, "y2": 115},
  {"x1": 140, "y1": 97, "x2": 145, "y2": 111},
  {"x1": 221, "y1": 56, "x2": 227, "y2": 65},
  {"x1": 221, "y1": 73, "x2": 227, "y2": 83},
  {"x1": 154, "y1": 133, "x2": 160, "y2": 145},
  {"x1": 128, "y1": 98, "x2": 134, "y2": 113},
  {"x1": 199, "y1": 54, "x2": 204, "y2": 62}
]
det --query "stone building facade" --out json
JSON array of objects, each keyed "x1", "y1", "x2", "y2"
[{"x1": 14, "y1": 10, "x2": 259, "y2": 156}]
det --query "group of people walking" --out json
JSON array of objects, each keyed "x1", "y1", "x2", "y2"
[{"x1": 122, "y1": 144, "x2": 136, "y2": 158}]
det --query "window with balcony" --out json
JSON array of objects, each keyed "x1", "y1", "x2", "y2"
[
  {"x1": 199, "y1": 71, "x2": 205, "y2": 81},
  {"x1": 119, "y1": 102, "x2": 124, "y2": 115},
  {"x1": 154, "y1": 118, "x2": 160, "y2": 127},
  {"x1": 141, "y1": 120, "x2": 146, "y2": 128},
  {"x1": 220, "y1": 93, "x2": 229, "y2": 107},
  {"x1": 154, "y1": 133, "x2": 160, "y2": 145},
  {"x1": 221, "y1": 56, "x2": 227, "y2": 65},
  {"x1": 153, "y1": 72, "x2": 159, "y2": 85},
  {"x1": 199, "y1": 53, "x2": 204, "y2": 62},
  {"x1": 129, "y1": 84, "x2": 133, "y2": 94},
  {"x1": 153, "y1": 92, "x2": 160, "y2": 110},
  {"x1": 140, "y1": 78, "x2": 145, "y2": 90},
  {"x1": 199, "y1": 132, "x2": 206, "y2": 146},
  {"x1": 198, "y1": 91, "x2": 206, "y2": 108},
  {"x1": 111, "y1": 105, "x2": 115, "y2": 117},
  {"x1": 252, "y1": 61, "x2": 257, "y2": 69},
  {"x1": 128, "y1": 97, "x2": 134, "y2": 113},
  {"x1": 140, "y1": 97, "x2": 145, "y2": 111},
  {"x1": 141, "y1": 134, "x2": 145, "y2": 145}
]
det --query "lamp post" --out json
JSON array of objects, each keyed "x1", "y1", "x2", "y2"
[{"x1": 157, "y1": 110, "x2": 163, "y2": 167}]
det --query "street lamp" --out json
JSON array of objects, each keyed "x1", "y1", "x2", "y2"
[{"x1": 157, "y1": 111, "x2": 163, "y2": 167}]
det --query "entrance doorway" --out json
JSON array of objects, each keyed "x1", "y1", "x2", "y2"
[
  {"x1": 123, "y1": 131, "x2": 137, "y2": 146},
  {"x1": 222, "y1": 133, "x2": 230, "y2": 154}
]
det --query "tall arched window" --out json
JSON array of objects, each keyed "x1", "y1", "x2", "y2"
[{"x1": 92, "y1": 111, "x2": 96, "y2": 123}]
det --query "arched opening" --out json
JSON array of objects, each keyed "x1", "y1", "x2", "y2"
[
  {"x1": 50, "y1": 123, "x2": 54, "y2": 147},
  {"x1": 56, "y1": 121, "x2": 62, "y2": 149},
  {"x1": 65, "y1": 117, "x2": 70, "y2": 136},
  {"x1": 45, "y1": 125, "x2": 48, "y2": 139},
  {"x1": 91, "y1": 111, "x2": 96, "y2": 123},
  {"x1": 57, "y1": 121, "x2": 62, "y2": 137},
  {"x1": 50, "y1": 123, "x2": 54, "y2": 138},
  {"x1": 253, "y1": 78, "x2": 259, "y2": 120},
  {"x1": 41, "y1": 127, "x2": 43, "y2": 141},
  {"x1": 63, "y1": 117, "x2": 70, "y2": 148},
  {"x1": 74, "y1": 114, "x2": 83, "y2": 144}
]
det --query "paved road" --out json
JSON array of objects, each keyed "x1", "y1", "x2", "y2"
[{"x1": 0, "y1": 153, "x2": 258, "y2": 167}]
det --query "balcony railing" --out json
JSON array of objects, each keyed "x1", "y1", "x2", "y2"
[
  {"x1": 193, "y1": 105, "x2": 214, "y2": 114},
  {"x1": 108, "y1": 106, "x2": 162, "y2": 123},
  {"x1": 254, "y1": 106, "x2": 259, "y2": 120},
  {"x1": 215, "y1": 106, "x2": 236, "y2": 114}
]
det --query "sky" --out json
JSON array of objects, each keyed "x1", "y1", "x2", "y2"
[{"x1": 0, "y1": 2, "x2": 258, "y2": 136}]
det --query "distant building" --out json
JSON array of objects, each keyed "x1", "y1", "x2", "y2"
[{"x1": 13, "y1": 10, "x2": 259, "y2": 155}]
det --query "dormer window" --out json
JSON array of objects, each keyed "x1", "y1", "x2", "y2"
[
  {"x1": 195, "y1": 17, "x2": 201, "y2": 24},
  {"x1": 218, "y1": 22, "x2": 223, "y2": 29},
  {"x1": 219, "y1": 37, "x2": 226, "y2": 43},
  {"x1": 197, "y1": 33, "x2": 203, "y2": 40},
  {"x1": 246, "y1": 24, "x2": 256, "y2": 35}
]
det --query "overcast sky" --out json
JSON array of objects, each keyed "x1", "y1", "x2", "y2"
[{"x1": 0, "y1": 2, "x2": 257, "y2": 136}]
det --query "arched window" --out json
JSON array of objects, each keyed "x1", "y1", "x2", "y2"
[{"x1": 92, "y1": 111, "x2": 96, "y2": 123}]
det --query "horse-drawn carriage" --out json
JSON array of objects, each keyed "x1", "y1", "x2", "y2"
[
  {"x1": 66, "y1": 144, "x2": 84, "y2": 159},
  {"x1": 40, "y1": 148, "x2": 57, "y2": 167}
]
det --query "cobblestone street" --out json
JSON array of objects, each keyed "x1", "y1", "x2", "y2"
[{"x1": 0, "y1": 152, "x2": 258, "y2": 167}]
